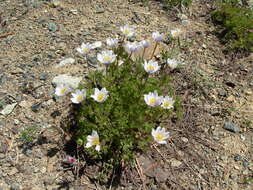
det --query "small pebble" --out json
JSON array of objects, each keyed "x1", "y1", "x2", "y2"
[
  {"x1": 243, "y1": 161, "x2": 249, "y2": 168},
  {"x1": 234, "y1": 154, "x2": 242, "y2": 161},
  {"x1": 218, "y1": 89, "x2": 227, "y2": 97},
  {"x1": 14, "y1": 119, "x2": 20, "y2": 125},
  {"x1": 39, "y1": 73, "x2": 49, "y2": 80},
  {"x1": 48, "y1": 22, "x2": 58, "y2": 32},
  {"x1": 181, "y1": 137, "x2": 189, "y2": 143},
  {"x1": 96, "y1": 8, "x2": 105, "y2": 13},
  {"x1": 223, "y1": 121, "x2": 240, "y2": 133},
  {"x1": 31, "y1": 103, "x2": 41, "y2": 112}
]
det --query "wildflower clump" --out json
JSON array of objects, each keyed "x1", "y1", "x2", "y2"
[
  {"x1": 211, "y1": 1, "x2": 253, "y2": 52},
  {"x1": 56, "y1": 25, "x2": 182, "y2": 165}
]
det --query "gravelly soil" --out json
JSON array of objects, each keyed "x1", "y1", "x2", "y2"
[{"x1": 0, "y1": 0, "x2": 252, "y2": 189}]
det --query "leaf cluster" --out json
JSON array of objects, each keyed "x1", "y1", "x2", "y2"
[{"x1": 212, "y1": 1, "x2": 253, "y2": 52}]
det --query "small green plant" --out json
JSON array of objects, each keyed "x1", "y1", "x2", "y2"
[
  {"x1": 212, "y1": 1, "x2": 253, "y2": 52},
  {"x1": 161, "y1": 0, "x2": 192, "y2": 9},
  {"x1": 20, "y1": 127, "x2": 37, "y2": 144},
  {"x1": 55, "y1": 26, "x2": 183, "y2": 172}
]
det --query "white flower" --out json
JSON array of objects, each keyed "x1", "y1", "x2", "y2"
[
  {"x1": 143, "y1": 60, "x2": 160, "y2": 73},
  {"x1": 85, "y1": 130, "x2": 101, "y2": 151},
  {"x1": 167, "y1": 58, "x2": 181, "y2": 70},
  {"x1": 170, "y1": 29, "x2": 182, "y2": 38},
  {"x1": 55, "y1": 84, "x2": 71, "y2": 96},
  {"x1": 124, "y1": 42, "x2": 141, "y2": 53},
  {"x1": 97, "y1": 50, "x2": 117, "y2": 64},
  {"x1": 120, "y1": 25, "x2": 135, "y2": 38},
  {"x1": 91, "y1": 88, "x2": 109, "y2": 102},
  {"x1": 106, "y1": 38, "x2": 119, "y2": 48},
  {"x1": 152, "y1": 31, "x2": 164, "y2": 42},
  {"x1": 161, "y1": 96, "x2": 174, "y2": 109},
  {"x1": 91, "y1": 41, "x2": 102, "y2": 49},
  {"x1": 76, "y1": 43, "x2": 93, "y2": 55},
  {"x1": 152, "y1": 127, "x2": 170, "y2": 144},
  {"x1": 144, "y1": 90, "x2": 162, "y2": 107},
  {"x1": 140, "y1": 40, "x2": 150, "y2": 49},
  {"x1": 70, "y1": 89, "x2": 86, "y2": 104}
]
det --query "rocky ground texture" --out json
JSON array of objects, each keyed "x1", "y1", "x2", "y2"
[{"x1": 0, "y1": 0, "x2": 252, "y2": 189}]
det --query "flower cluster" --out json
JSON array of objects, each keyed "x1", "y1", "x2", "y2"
[{"x1": 55, "y1": 25, "x2": 183, "y2": 155}]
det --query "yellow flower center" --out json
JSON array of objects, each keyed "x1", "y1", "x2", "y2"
[
  {"x1": 172, "y1": 32, "x2": 178, "y2": 37},
  {"x1": 92, "y1": 137, "x2": 100, "y2": 145},
  {"x1": 149, "y1": 97, "x2": 156, "y2": 105},
  {"x1": 76, "y1": 95, "x2": 83, "y2": 102},
  {"x1": 82, "y1": 47, "x2": 89, "y2": 53},
  {"x1": 103, "y1": 56, "x2": 112, "y2": 62},
  {"x1": 155, "y1": 134, "x2": 165, "y2": 141},
  {"x1": 60, "y1": 88, "x2": 67, "y2": 95},
  {"x1": 124, "y1": 29, "x2": 130, "y2": 35},
  {"x1": 147, "y1": 65, "x2": 155, "y2": 71},
  {"x1": 163, "y1": 101, "x2": 171, "y2": 108},
  {"x1": 97, "y1": 93, "x2": 104, "y2": 101}
]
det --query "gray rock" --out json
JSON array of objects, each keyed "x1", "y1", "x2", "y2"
[
  {"x1": 234, "y1": 154, "x2": 242, "y2": 161},
  {"x1": 14, "y1": 119, "x2": 20, "y2": 125},
  {"x1": 218, "y1": 89, "x2": 227, "y2": 97},
  {"x1": 35, "y1": 122, "x2": 51, "y2": 129},
  {"x1": 24, "y1": 0, "x2": 41, "y2": 8},
  {"x1": 0, "y1": 142, "x2": 8, "y2": 153},
  {"x1": 0, "y1": 73, "x2": 7, "y2": 85},
  {"x1": 87, "y1": 56, "x2": 98, "y2": 67},
  {"x1": 96, "y1": 8, "x2": 105, "y2": 14},
  {"x1": 39, "y1": 73, "x2": 49, "y2": 80},
  {"x1": 170, "y1": 159, "x2": 182, "y2": 167},
  {"x1": 32, "y1": 55, "x2": 40, "y2": 63},
  {"x1": 223, "y1": 121, "x2": 240, "y2": 133},
  {"x1": 243, "y1": 161, "x2": 249, "y2": 168},
  {"x1": 181, "y1": 137, "x2": 188, "y2": 143},
  {"x1": 31, "y1": 103, "x2": 41, "y2": 112},
  {"x1": 0, "y1": 103, "x2": 17, "y2": 115},
  {"x1": 52, "y1": 75, "x2": 82, "y2": 89},
  {"x1": 82, "y1": 32, "x2": 91, "y2": 37},
  {"x1": 249, "y1": 80, "x2": 253, "y2": 87},
  {"x1": 57, "y1": 58, "x2": 75, "y2": 67},
  {"x1": 48, "y1": 22, "x2": 58, "y2": 32},
  {"x1": 15, "y1": 95, "x2": 22, "y2": 102},
  {"x1": 0, "y1": 120, "x2": 5, "y2": 128},
  {"x1": 10, "y1": 184, "x2": 20, "y2": 190},
  {"x1": 52, "y1": 0, "x2": 62, "y2": 7}
]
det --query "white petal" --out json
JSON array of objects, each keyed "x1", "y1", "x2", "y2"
[
  {"x1": 92, "y1": 130, "x2": 98, "y2": 137},
  {"x1": 77, "y1": 47, "x2": 83, "y2": 54},
  {"x1": 156, "y1": 126, "x2": 161, "y2": 132},
  {"x1": 70, "y1": 98, "x2": 79, "y2": 104},
  {"x1": 158, "y1": 140, "x2": 167, "y2": 144},
  {"x1": 95, "y1": 145, "x2": 101, "y2": 152},
  {"x1": 85, "y1": 142, "x2": 92, "y2": 148},
  {"x1": 151, "y1": 128, "x2": 156, "y2": 136},
  {"x1": 94, "y1": 88, "x2": 100, "y2": 95},
  {"x1": 90, "y1": 95, "x2": 96, "y2": 100},
  {"x1": 97, "y1": 54, "x2": 104, "y2": 63},
  {"x1": 144, "y1": 95, "x2": 149, "y2": 104}
]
